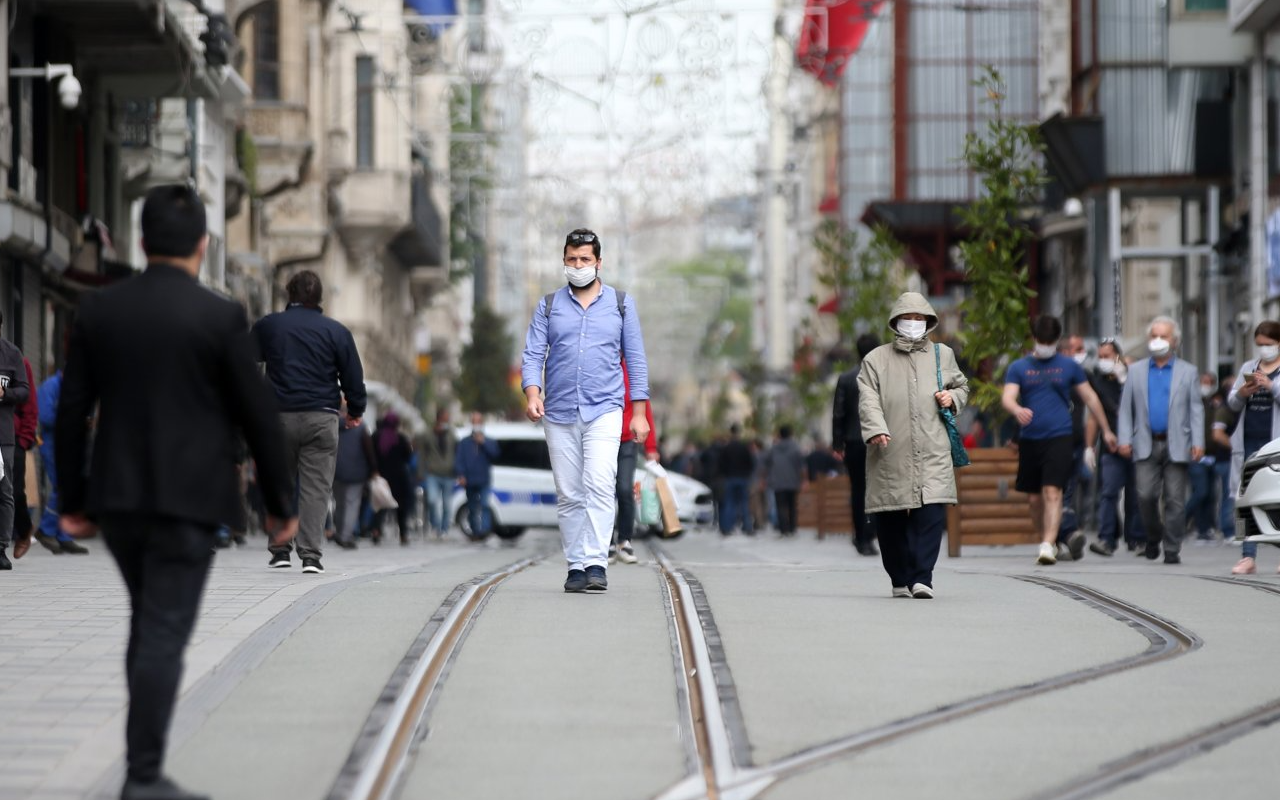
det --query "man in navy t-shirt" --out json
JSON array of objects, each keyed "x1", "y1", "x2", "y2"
[{"x1": 1003, "y1": 315, "x2": 1118, "y2": 566}]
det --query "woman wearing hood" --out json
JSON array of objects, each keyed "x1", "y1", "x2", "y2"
[{"x1": 857, "y1": 292, "x2": 969, "y2": 599}]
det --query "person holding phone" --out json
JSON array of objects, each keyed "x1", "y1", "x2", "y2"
[{"x1": 1226, "y1": 320, "x2": 1280, "y2": 574}]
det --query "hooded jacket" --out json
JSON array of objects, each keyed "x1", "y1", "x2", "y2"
[{"x1": 857, "y1": 292, "x2": 970, "y2": 513}]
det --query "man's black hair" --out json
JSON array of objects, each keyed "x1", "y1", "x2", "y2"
[
  {"x1": 855, "y1": 333, "x2": 880, "y2": 361},
  {"x1": 779, "y1": 424, "x2": 793, "y2": 439},
  {"x1": 564, "y1": 228, "x2": 601, "y2": 259},
  {"x1": 730, "y1": 423, "x2": 741, "y2": 436},
  {"x1": 286, "y1": 270, "x2": 324, "y2": 307},
  {"x1": 141, "y1": 184, "x2": 207, "y2": 259},
  {"x1": 1031, "y1": 314, "x2": 1063, "y2": 345}
]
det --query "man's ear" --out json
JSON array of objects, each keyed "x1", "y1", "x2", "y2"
[{"x1": 196, "y1": 234, "x2": 210, "y2": 261}]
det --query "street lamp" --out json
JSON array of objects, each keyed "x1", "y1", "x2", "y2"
[{"x1": 9, "y1": 63, "x2": 81, "y2": 109}]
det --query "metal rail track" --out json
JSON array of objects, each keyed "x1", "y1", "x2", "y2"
[
  {"x1": 326, "y1": 554, "x2": 542, "y2": 800},
  {"x1": 647, "y1": 546, "x2": 1206, "y2": 800}
]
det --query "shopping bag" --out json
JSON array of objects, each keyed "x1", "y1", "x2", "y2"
[
  {"x1": 655, "y1": 477, "x2": 683, "y2": 539},
  {"x1": 368, "y1": 475, "x2": 399, "y2": 511},
  {"x1": 638, "y1": 472, "x2": 662, "y2": 527}
]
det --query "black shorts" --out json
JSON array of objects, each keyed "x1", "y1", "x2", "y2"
[{"x1": 1016, "y1": 435, "x2": 1075, "y2": 494}]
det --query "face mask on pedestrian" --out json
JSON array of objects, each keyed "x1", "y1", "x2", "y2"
[
  {"x1": 1148, "y1": 337, "x2": 1171, "y2": 357},
  {"x1": 896, "y1": 319, "x2": 927, "y2": 340},
  {"x1": 1033, "y1": 343, "x2": 1057, "y2": 360},
  {"x1": 1258, "y1": 344, "x2": 1280, "y2": 363},
  {"x1": 564, "y1": 266, "x2": 598, "y2": 287},
  {"x1": 1199, "y1": 384, "x2": 1216, "y2": 399},
  {"x1": 1071, "y1": 352, "x2": 1087, "y2": 366},
  {"x1": 1097, "y1": 358, "x2": 1116, "y2": 375}
]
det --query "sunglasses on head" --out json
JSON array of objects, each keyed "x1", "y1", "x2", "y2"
[{"x1": 567, "y1": 232, "x2": 597, "y2": 245}]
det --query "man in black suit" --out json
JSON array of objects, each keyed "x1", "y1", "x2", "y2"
[
  {"x1": 56, "y1": 184, "x2": 297, "y2": 800},
  {"x1": 832, "y1": 333, "x2": 881, "y2": 556}
]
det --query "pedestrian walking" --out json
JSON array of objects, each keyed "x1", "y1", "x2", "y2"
[
  {"x1": 521, "y1": 228, "x2": 650, "y2": 593},
  {"x1": 332, "y1": 405, "x2": 377, "y2": 549},
  {"x1": 253, "y1": 269, "x2": 366, "y2": 574},
  {"x1": 1117, "y1": 316, "x2": 1204, "y2": 564},
  {"x1": 1003, "y1": 315, "x2": 1117, "y2": 566},
  {"x1": 54, "y1": 184, "x2": 296, "y2": 800},
  {"x1": 763, "y1": 425, "x2": 805, "y2": 536},
  {"x1": 373, "y1": 411, "x2": 415, "y2": 545},
  {"x1": 455, "y1": 411, "x2": 499, "y2": 540},
  {"x1": 1186, "y1": 371, "x2": 1223, "y2": 544},
  {"x1": 1085, "y1": 338, "x2": 1145, "y2": 556},
  {"x1": 1057, "y1": 334, "x2": 1090, "y2": 541},
  {"x1": 718, "y1": 423, "x2": 755, "y2": 535},
  {"x1": 13, "y1": 357, "x2": 65, "y2": 558},
  {"x1": 858, "y1": 292, "x2": 970, "y2": 599},
  {"x1": 418, "y1": 409, "x2": 458, "y2": 538},
  {"x1": 832, "y1": 333, "x2": 881, "y2": 556},
  {"x1": 611, "y1": 359, "x2": 656, "y2": 563},
  {"x1": 1212, "y1": 376, "x2": 1237, "y2": 544},
  {"x1": 0, "y1": 312, "x2": 30, "y2": 570},
  {"x1": 805, "y1": 439, "x2": 842, "y2": 481},
  {"x1": 35, "y1": 367, "x2": 83, "y2": 555},
  {"x1": 1227, "y1": 320, "x2": 1280, "y2": 574}
]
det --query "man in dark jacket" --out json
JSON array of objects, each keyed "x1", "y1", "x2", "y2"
[
  {"x1": 454, "y1": 411, "x2": 499, "y2": 539},
  {"x1": 0, "y1": 312, "x2": 31, "y2": 570},
  {"x1": 332, "y1": 404, "x2": 377, "y2": 549},
  {"x1": 832, "y1": 333, "x2": 881, "y2": 556},
  {"x1": 718, "y1": 424, "x2": 755, "y2": 535},
  {"x1": 56, "y1": 184, "x2": 296, "y2": 800},
  {"x1": 252, "y1": 269, "x2": 366, "y2": 574},
  {"x1": 417, "y1": 409, "x2": 457, "y2": 537}
]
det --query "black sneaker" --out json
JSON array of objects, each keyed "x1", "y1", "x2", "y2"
[
  {"x1": 1143, "y1": 542, "x2": 1161, "y2": 560},
  {"x1": 35, "y1": 533, "x2": 63, "y2": 554},
  {"x1": 336, "y1": 539, "x2": 358, "y2": 550},
  {"x1": 301, "y1": 557, "x2": 324, "y2": 574},
  {"x1": 1067, "y1": 531, "x2": 1086, "y2": 561},
  {"x1": 855, "y1": 541, "x2": 879, "y2": 557},
  {"x1": 585, "y1": 565, "x2": 608, "y2": 592},
  {"x1": 59, "y1": 539, "x2": 89, "y2": 554},
  {"x1": 1163, "y1": 552, "x2": 1181, "y2": 565},
  {"x1": 1089, "y1": 540, "x2": 1116, "y2": 557},
  {"x1": 0, "y1": 548, "x2": 10, "y2": 570},
  {"x1": 564, "y1": 569, "x2": 588, "y2": 593},
  {"x1": 268, "y1": 552, "x2": 291, "y2": 569}
]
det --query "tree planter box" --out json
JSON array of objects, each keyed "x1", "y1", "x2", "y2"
[{"x1": 945, "y1": 447, "x2": 1037, "y2": 556}]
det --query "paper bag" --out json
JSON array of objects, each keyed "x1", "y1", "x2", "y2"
[{"x1": 655, "y1": 476, "x2": 683, "y2": 538}]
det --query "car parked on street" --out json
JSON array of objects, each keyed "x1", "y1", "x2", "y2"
[
  {"x1": 1233, "y1": 438, "x2": 1280, "y2": 546},
  {"x1": 449, "y1": 422, "x2": 713, "y2": 538}
]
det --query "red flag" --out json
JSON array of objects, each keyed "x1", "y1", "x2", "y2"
[{"x1": 796, "y1": 0, "x2": 884, "y2": 87}]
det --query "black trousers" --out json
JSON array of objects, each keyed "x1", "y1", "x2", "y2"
[
  {"x1": 775, "y1": 489, "x2": 798, "y2": 534},
  {"x1": 12, "y1": 445, "x2": 32, "y2": 539},
  {"x1": 841, "y1": 443, "x2": 875, "y2": 547},
  {"x1": 874, "y1": 503, "x2": 947, "y2": 589},
  {"x1": 102, "y1": 515, "x2": 217, "y2": 783}
]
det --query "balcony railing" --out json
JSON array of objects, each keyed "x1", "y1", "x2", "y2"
[{"x1": 390, "y1": 170, "x2": 445, "y2": 270}]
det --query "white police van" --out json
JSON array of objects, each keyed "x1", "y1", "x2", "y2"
[{"x1": 449, "y1": 421, "x2": 713, "y2": 538}]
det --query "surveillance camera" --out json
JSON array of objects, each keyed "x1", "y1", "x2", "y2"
[{"x1": 58, "y1": 74, "x2": 81, "y2": 109}]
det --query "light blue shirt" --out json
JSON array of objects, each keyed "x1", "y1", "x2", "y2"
[
  {"x1": 521, "y1": 284, "x2": 649, "y2": 425},
  {"x1": 1148, "y1": 357, "x2": 1173, "y2": 434}
]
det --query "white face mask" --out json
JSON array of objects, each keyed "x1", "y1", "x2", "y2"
[
  {"x1": 1148, "y1": 337, "x2": 1171, "y2": 357},
  {"x1": 1199, "y1": 384, "x2": 1216, "y2": 399},
  {"x1": 565, "y1": 266, "x2": 598, "y2": 287},
  {"x1": 1096, "y1": 359, "x2": 1117, "y2": 375},
  {"x1": 1258, "y1": 344, "x2": 1280, "y2": 363},
  {"x1": 897, "y1": 319, "x2": 928, "y2": 340},
  {"x1": 1072, "y1": 352, "x2": 1087, "y2": 365},
  {"x1": 1032, "y1": 343, "x2": 1057, "y2": 360}
]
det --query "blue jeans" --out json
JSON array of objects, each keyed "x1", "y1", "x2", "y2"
[
  {"x1": 37, "y1": 439, "x2": 71, "y2": 543},
  {"x1": 1185, "y1": 462, "x2": 1216, "y2": 538},
  {"x1": 1098, "y1": 452, "x2": 1143, "y2": 546},
  {"x1": 423, "y1": 473, "x2": 453, "y2": 534},
  {"x1": 465, "y1": 485, "x2": 491, "y2": 537},
  {"x1": 1215, "y1": 460, "x2": 1234, "y2": 539},
  {"x1": 719, "y1": 478, "x2": 752, "y2": 534}
]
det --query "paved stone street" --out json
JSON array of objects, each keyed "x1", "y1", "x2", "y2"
[{"x1": 1, "y1": 527, "x2": 1277, "y2": 800}]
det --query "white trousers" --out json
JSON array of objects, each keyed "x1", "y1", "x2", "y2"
[{"x1": 545, "y1": 409, "x2": 622, "y2": 570}]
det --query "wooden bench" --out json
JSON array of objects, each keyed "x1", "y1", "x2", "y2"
[
  {"x1": 796, "y1": 476, "x2": 853, "y2": 539},
  {"x1": 945, "y1": 447, "x2": 1037, "y2": 556}
]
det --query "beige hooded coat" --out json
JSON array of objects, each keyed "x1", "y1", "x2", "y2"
[{"x1": 857, "y1": 292, "x2": 970, "y2": 513}]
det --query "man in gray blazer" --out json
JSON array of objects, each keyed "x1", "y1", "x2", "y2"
[{"x1": 1117, "y1": 316, "x2": 1204, "y2": 563}]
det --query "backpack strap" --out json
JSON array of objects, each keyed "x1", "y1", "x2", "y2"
[{"x1": 543, "y1": 288, "x2": 627, "y2": 318}]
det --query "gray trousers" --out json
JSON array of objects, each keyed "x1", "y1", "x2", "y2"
[
  {"x1": 272, "y1": 412, "x2": 340, "y2": 560},
  {"x1": 333, "y1": 481, "x2": 364, "y2": 545},
  {"x1": 1135, "y1": 439, "x2": 1189, "y2": 555},
  {"x1": 0, "y1": 446, "x2": 12, "y2": 547}
]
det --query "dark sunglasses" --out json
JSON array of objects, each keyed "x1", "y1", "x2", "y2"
[{"x1": 567, "y1": 232, "x2": 597, "y2": 245}]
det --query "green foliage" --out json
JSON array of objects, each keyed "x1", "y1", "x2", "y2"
[
  {"x1": 810, "y1": 219, "x2": 906, "y2": 367},
  {"x1": 955, "y1": 66, "x2": 1047, "y2": 412},
  {"x1": 236, "y1": 129, "x2": 259, "y2": 197},
  {"x1": 449, "y1": 85, "x2": 493, "y2": 286},
  {"x1": 454, "y1": 304, "x2": 521, "y2": 416}
]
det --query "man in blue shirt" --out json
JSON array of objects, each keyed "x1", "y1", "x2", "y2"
[
  {"x1": 1003, "y1": 315, "x2": 1117, "y2": 566},
  {"x1": 522, "y1": 229, "x2": 650, "y2": 593},
  {"x1": 1117, "y1": 316, "x2": 1204, "y2": 564}
]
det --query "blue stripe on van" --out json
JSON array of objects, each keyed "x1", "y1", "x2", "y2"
[{"x1": 492, "y1": 491, "x2": 558, "y2": 505}]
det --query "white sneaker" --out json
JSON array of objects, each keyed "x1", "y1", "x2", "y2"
[
  {"x1": 892, "y1": 586, "x2": 911, "y2": 598},
  {"x1": 617, "y1": 542, "x2": 638, "y2": 564},
  {"x1": 1038, "y1": 542, "x2": 1057, "y2": 565},
  {"x1": 910, "y1": 583, "x2": 934, "y2": 599}
]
